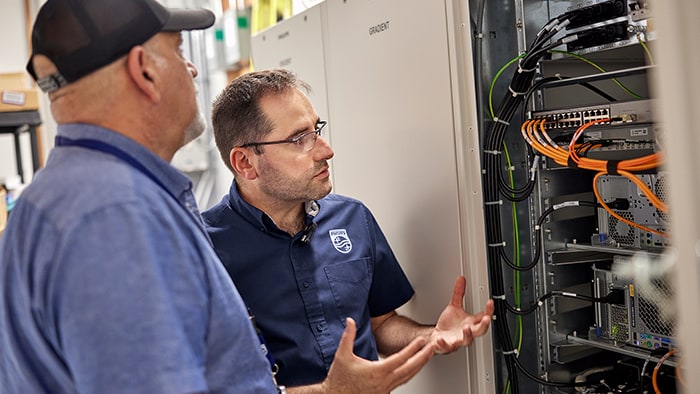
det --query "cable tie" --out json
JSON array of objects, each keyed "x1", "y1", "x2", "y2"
[
  {"x1": 534, "y1": 224, "x2": 540, "y2": 230},
  {"x1": 488, "y1": 241, "x2": 506, "y2": 247},
  {"x1": 503, "y1": 349, "x2": 519, "y2": 356},
  {"x1": 492, "y1": 117, "x2": 510, "y2": 126},
  {"x1": 508, "y1": 85, "x2": 526, "y2": 97},
  {"x1": 606, "y1": 160, "x2": 621, "y2": 175},
  {"x1": 475, "y1": 32, "x2": 484, "y2": 39},
  {"x1": 517, "y1": 59, "x2": 537, "y2": 73},
  {"x1": 484, "y1": 150, "x2": 501, "y2": 156},
  {"x1": 506, "y1": 165, "x2": 515, "y2": 171},
  {"x1": 492, "y1": 294, "x2": 506, "y2": 300},
  {"x1": 529, "y1": 156, "x2": 541, "y2": 181},
  {"x1": 537, "y1": 301, "x2": 543, "y2": 306},
  {"x1": 562, "y1": 34, "x2": 578, "y2": 44},
  {"x1": 553, "y1": 201, "x2": 580, "y2": 210},
  {"x1": 543, "y1": 20, "x2": 558, "y2": 32},
  {"x1": 484, "y1": 200, "x2": 503, "y2": 206}
]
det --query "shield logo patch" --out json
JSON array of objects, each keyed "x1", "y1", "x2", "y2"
[{"x1": 329, "y1": 229, "x2": 352, "y2": 253}]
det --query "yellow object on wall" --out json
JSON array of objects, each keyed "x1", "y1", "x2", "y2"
[{"x1": 251, "y1": 0, "x2": 292, "y2": 34}]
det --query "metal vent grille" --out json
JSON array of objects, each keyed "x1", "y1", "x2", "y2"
[
  {"x1": 609, "y1": 304, "x2": 629, "y2": 342},
  {"x1": 654, "y1": 174, "x2": 669, "y2": 223},
  {"x1": 637, "y1": 277, "x2": 675, "y2": 337},
  {"x1": 609, "y1": 211, "x2": 635, "y2": 245}
]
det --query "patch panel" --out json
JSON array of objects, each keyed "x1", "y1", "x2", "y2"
[{"x1": 530, "y1": 99, "x2": 654, "y2": 131}]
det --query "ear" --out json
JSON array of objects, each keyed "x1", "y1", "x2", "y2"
[
  {"x1": 231, "y1": 147, "x2": 258, "y2": 180},
  {"x1": 126, "y1": 46, "x2": 161, "y2": 103}
]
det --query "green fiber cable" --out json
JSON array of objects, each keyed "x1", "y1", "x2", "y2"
[
  {"x1": 637, "y1": 34, "x2": 654, "y2": 65},
  {"x1": 489, "y1": 53, "x2": 526, "y2": 119}
]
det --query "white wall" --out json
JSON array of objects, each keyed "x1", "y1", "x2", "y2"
[
  {"x1": 0, "y1": 1, "x2": 33, "y2": 185},
  {"x1": 251, "y1": 1, "x2": 494, "y2": 392},
  {"x1": 0, "y1": 2, "x2": 28, "y2": 72},
  {"x1": 291, "y1": 0, "x2": 323, "y2": 15}
]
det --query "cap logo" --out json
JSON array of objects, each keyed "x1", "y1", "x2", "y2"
[{"x1": 329, "y1": 229, "x2": 352, "y2": 254}]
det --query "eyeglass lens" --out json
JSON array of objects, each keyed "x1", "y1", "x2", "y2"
[{"x1": 299, "y1": 132, "x2": 319, "y2": 152}]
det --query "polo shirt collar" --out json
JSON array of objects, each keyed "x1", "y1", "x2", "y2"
[
  {"x1": 228, "y1": 180, "x2": 320, "y2": 235},
  {"x1": 56, "y1": 123, "x2": 193, "y2": 200}
]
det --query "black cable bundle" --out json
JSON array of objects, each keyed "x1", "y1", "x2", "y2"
[{"x1": 480, "y1": 12, "x2": 591, "y2": 393}]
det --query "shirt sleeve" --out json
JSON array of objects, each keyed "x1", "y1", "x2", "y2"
[{"x1": 48, "y1": 202, "x2": 209, "y2": 394}]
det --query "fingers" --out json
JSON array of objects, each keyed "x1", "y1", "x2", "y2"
[
  {"x1": 326, "y1": 321, "x2": 434, "y2": 394},
  {"x1": 473, "y1": 300, "x2": 495, "y2": 336},
  {"x1": 461, "y1": 325, "x2": 474, "y2": 345},
  {"x1": 450, "y1": 276, "x2": 466, "y2": 307},
  {"x1": 473, "y1": 315, "x2": 493, "y2": 337},
  {"x1": 434, "y1": 336, "x2": 459, "y2": 355},
  {"x1": 470, "y1": 306, "x2": 494, "y2": 338},
  {"x1": 485, "y1": 299, "x2": 495, "y2": 315},
  {"x1": 380, "y1": 335, "x2": 427, "y2": 370},
  {"x1": 336, "y1": 317, "x2": 358, "y2": 358},
  {"x1": 384, "y1": 337, "x2": 435, "y2": 387}
]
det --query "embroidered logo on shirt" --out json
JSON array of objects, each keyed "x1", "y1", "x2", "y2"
[{"x1": 329, "y1": 229, "x2": 352, "y2": 253}]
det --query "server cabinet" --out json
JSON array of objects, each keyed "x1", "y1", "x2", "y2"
[
  {"x1": 474, "y1": 0, "x2": 681, "y2": 392},
  {"x1": 251, "y1": 0, "x2": 690, "y2": 392}
]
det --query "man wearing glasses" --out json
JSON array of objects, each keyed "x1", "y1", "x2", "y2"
[{"x1": 203, "y1": 69, "x2": 494, "y2": 392}]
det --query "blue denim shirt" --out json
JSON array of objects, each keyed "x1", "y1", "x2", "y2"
[
  {"x1": 203, "y1": 182, "x2": 415, "y2": 387},
  {"x1": 0, "y1": 124, "x2": 276, "y2": 394}
]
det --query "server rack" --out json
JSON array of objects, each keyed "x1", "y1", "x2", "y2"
[
  {"x1": 250, "y1": 0, "x2": 689, "y2": 392},
  {"x1": 474, "y1": 0, "x2": 678, "y2": 392}
]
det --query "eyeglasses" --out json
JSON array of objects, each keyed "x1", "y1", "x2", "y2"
[{"x1": 239, "y1": 120, "x2": 328, "y2": 153}]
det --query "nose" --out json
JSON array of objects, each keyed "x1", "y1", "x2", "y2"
[
  {"x1": 315, "y1": 135, "x2": 334, "y2": 160},
  {"x1": 187, "y1": 60, "x2": 198, "y2": 78}
]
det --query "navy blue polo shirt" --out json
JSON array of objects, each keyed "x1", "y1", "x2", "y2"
[{"x1": 203, "y1": 183, "x2": 414, "y2": 387}]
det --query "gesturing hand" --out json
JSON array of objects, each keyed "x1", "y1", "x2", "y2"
[
  {"x1": 322, "y1": 317, "x2": 435, "y2": 394},
  {"x1": 430, "y1": 276, "x2": 494, "y2": 354}
]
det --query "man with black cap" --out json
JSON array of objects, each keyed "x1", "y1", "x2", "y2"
[
  {"x1": 0, "y1": 1, "x2": 436, "y2": 393},
  {"x1": 0, "y1": 0, "x2": 280, "y2": 392}
]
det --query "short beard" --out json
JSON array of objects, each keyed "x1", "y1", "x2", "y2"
[{"x1": 184, "y1": 111, "x2": 207, "y2": 145}]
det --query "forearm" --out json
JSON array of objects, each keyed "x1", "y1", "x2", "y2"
[
  {"x1": 372, "y1": 313, "x2": 434, "y2": 356},
  {"x1": 286, "y1": 383, "x2": 326, "y2": 394}
]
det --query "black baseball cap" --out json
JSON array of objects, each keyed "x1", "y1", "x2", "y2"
[{"x1": 27, "y1": 0, "x2": 216, "y2": 93}]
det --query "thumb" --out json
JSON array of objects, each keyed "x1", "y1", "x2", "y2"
[
  {"x1": 450, "y1": 276, "x2": 466, "y2": 307},
  {"x1": 336, "y1": 317, "x2": 357, "y2": 357}
]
